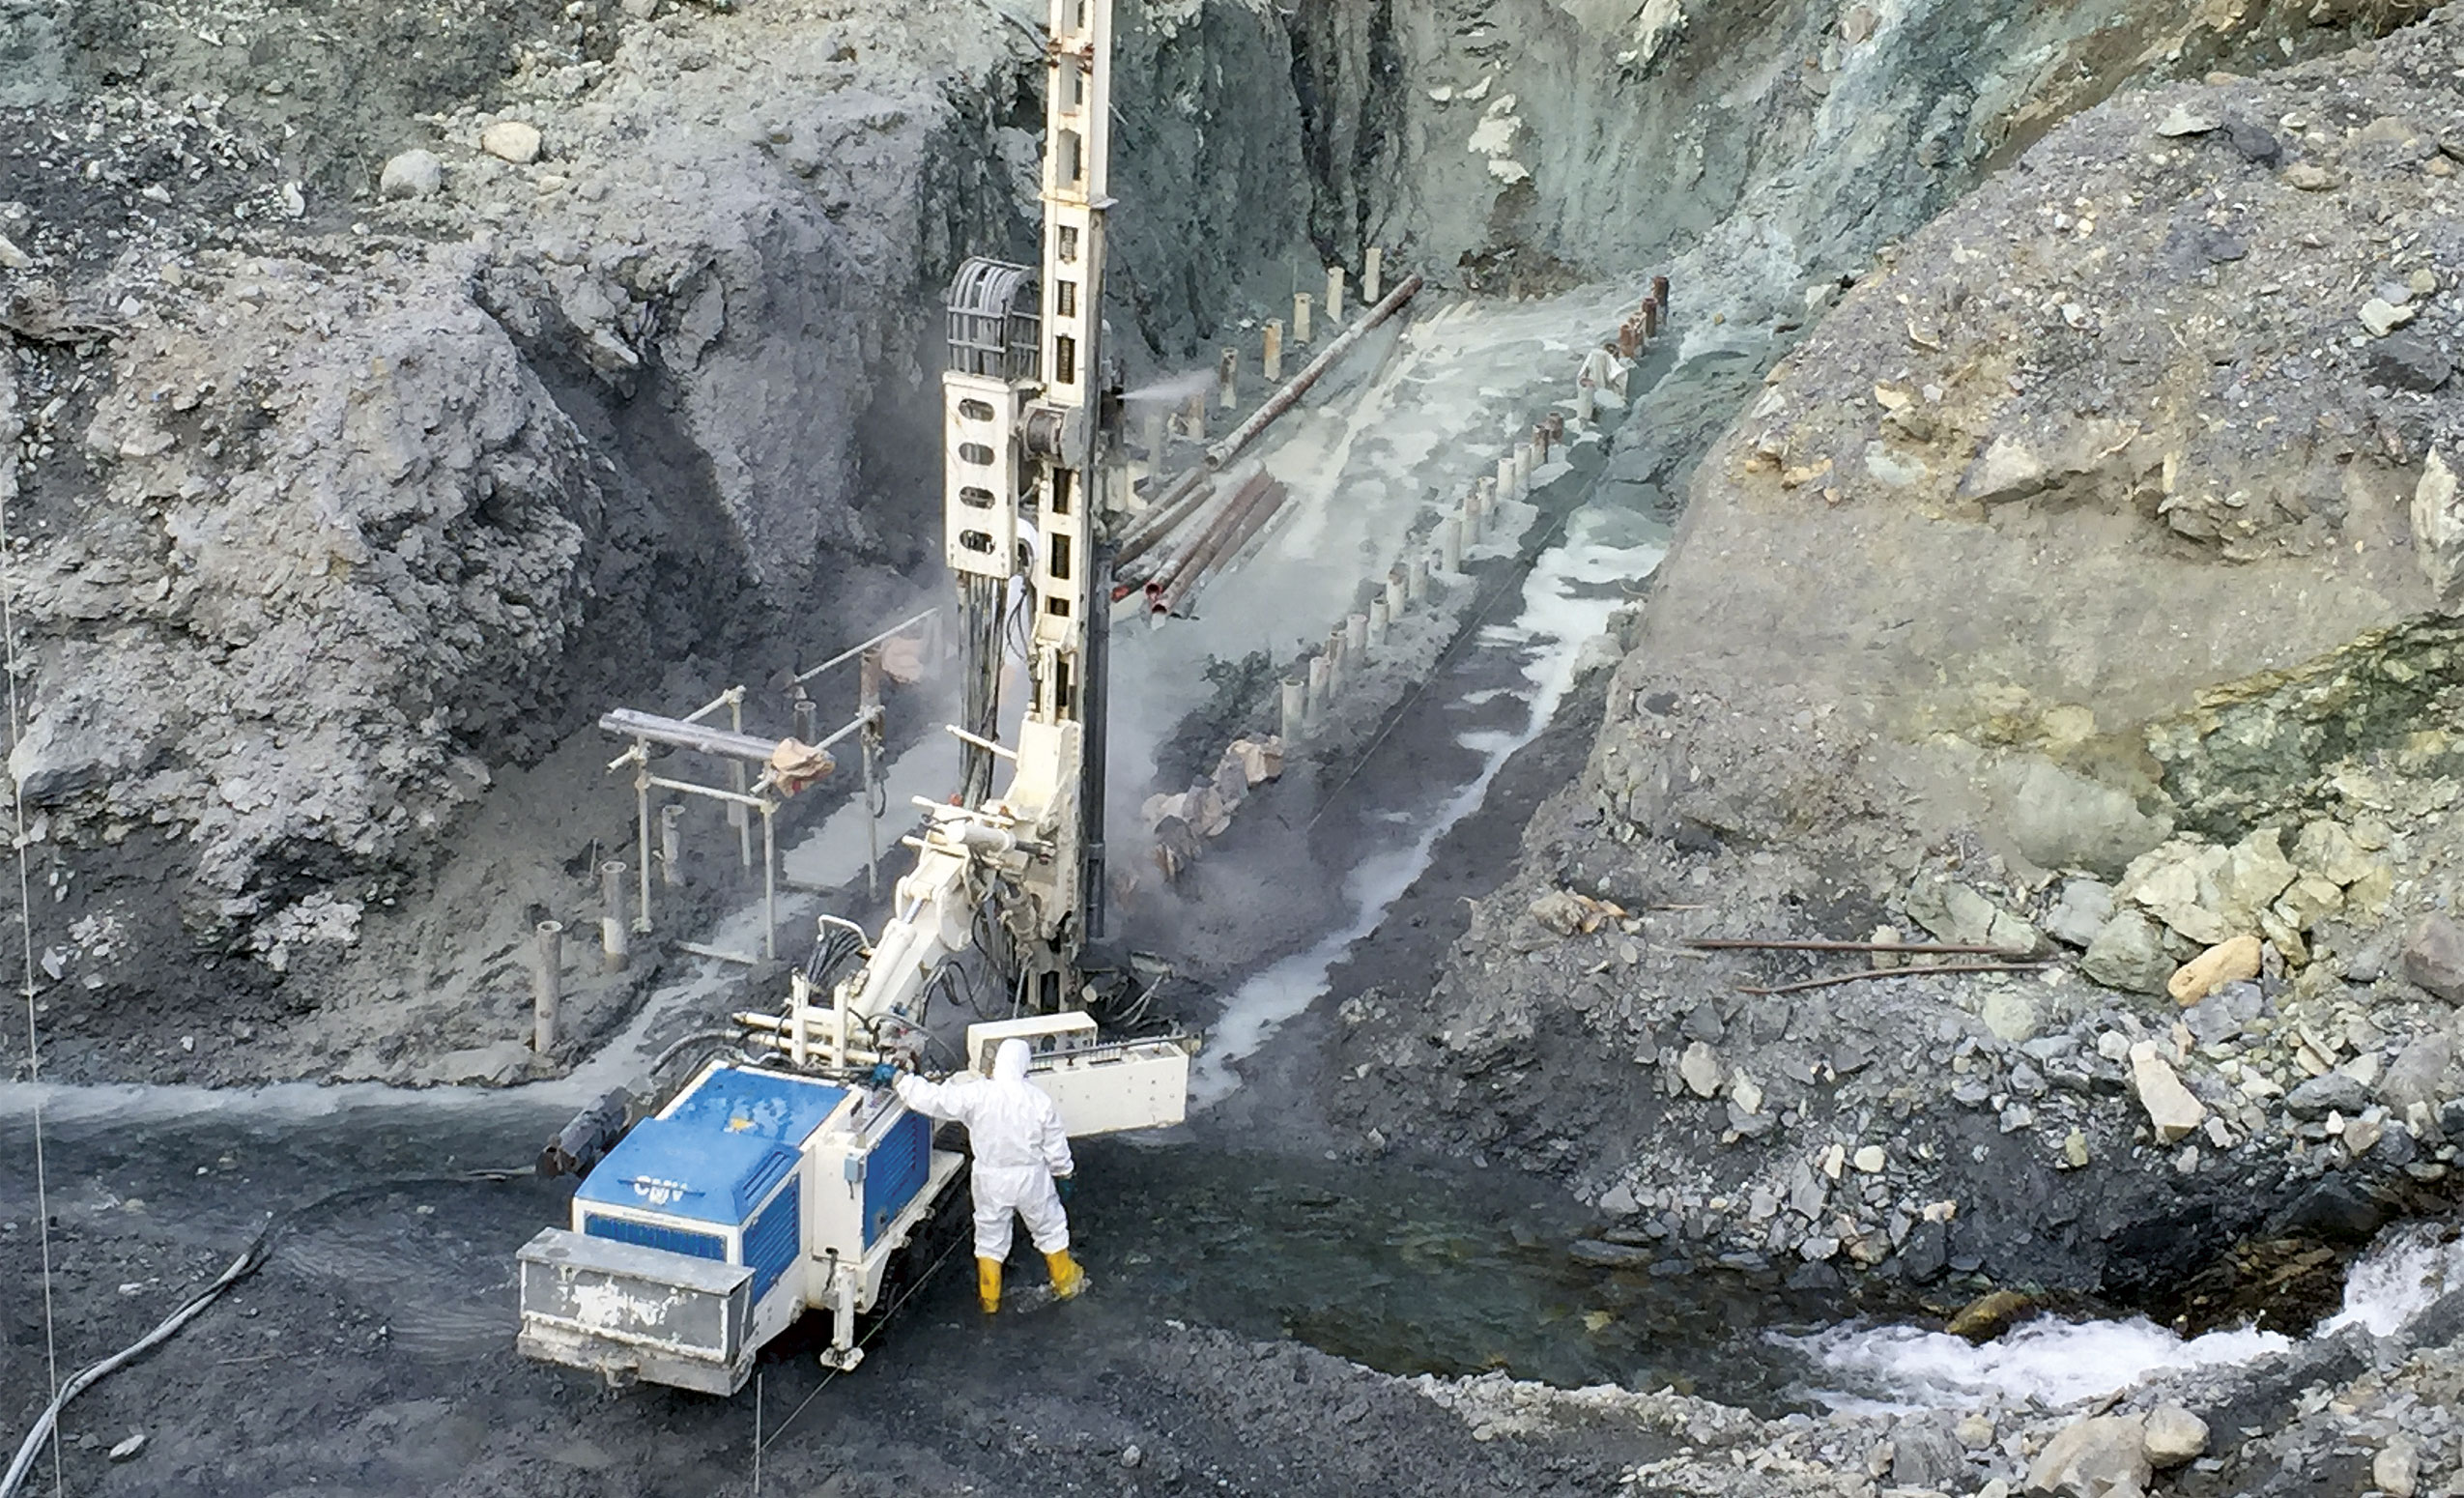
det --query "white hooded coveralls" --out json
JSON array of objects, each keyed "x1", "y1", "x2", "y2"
[{"x1": 895, "y1": 1038, "x2": 1074, "y2": 1261}]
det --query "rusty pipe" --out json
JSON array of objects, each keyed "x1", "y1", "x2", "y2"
[
  {"x1": 1146, "y1": 475, "x2": 1281, "y2": 616},
  {"x1": 1202, "y1": 274, "x2": 1424, "y2": 473},
  {"x1": 1110, "y1": 467, "x2": 1217, "y2": 580},
  {"x1": 1138, "y1": 472, "x2": 1273, "y2": 605},
  {"x1": 1164, "y1": 481, "x2": 1290, "y2": 618}
]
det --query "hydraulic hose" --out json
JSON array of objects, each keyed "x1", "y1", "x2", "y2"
[{"x1": 0, "y1": 1167, "x2": 533, "y2": 1498}]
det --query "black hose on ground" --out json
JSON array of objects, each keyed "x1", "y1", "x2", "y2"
[{"x1": 0, "y1": 1165, "x2": 534, "y2": 1498}]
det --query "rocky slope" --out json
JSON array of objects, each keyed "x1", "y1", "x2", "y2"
[
  {"x1": 1336, "y1": 12, "x2": 2464, "y2": 1305},
  {"x1": 0, "y1": 0, "x2": 1340, "y2": 1080}
]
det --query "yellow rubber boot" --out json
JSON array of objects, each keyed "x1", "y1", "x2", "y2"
[
  {"x1": 975, "y1": 1256, "x2": 1002, "y2": 1315},
  {"x1": 1045, "y1": 1250, "x2": 1086, "y2": 1302}
]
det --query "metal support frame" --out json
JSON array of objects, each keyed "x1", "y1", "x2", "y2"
[{"x1": 598, "y1": 611, "x2": 935, "y2": 963}]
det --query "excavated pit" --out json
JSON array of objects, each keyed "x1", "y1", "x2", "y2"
[{"x1": 11, "y1": 0, "x2": 2464, "y2": 1494}]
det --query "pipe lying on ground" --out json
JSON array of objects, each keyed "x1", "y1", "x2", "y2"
[
  {"x1": 1111, "y1": 468, "x2": 1217, "y2": 581},
  {"x1": 1138, "y1": 471, "x2": 1273, "y2": 602},
  {"x1": 1145, "y1": 474, "x2": 1285, "y2": 619},
  {"x1": 1167, "y1": 481, "x2": 1290, "y2": 619},
  {"x1": 1203, "y1": 274, "x2": 1425, "y2": 474}
]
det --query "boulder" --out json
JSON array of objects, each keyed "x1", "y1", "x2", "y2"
[
  {"x1": 1891, "y1": 1413, "x2": 1968, "y2": 1489},
  {"x1": 2141, "y1": 1404, "x2": 2208, "y2": 1467},
  {"x1": 1907, "y1": 874, "x2": 2043, "y2": 953},
  {"x1": 1963, "y1": 435, "x2": 2049, "y2": 503},
  {"x1": 1981, "y1": 990, "x2": 2042, "y2": 1044},
  {"x1": 2129, "y1": 1042, "x2": 2205, "y2": 1143},
  {"x1": 2402, "y1": 913, "x2": 2464, "y2": 1002},
  {"x1": 2166, "y1": 934, "x2": 2261, "y2": 1006},
  {"x1": 2379, "y1": 1033, "x2": 2454, "y2": 1112},
  {"x1": 2292, "y1": 820, "x2": 2378, "y2": 886},
  {"x1": 2418, "y1": 450, "x2": 2463, "y2": 596},
  {"x1": 2214, "y1": 829, "x2": 2299, "y2": 928},
  {"x1": 2117, "y1": 841, "x2": 2235, "y2": 945},
  {"x1": 2369, "y1": 332, "x2": 2451, "y2": 391},
  {"x1": 379, "y1": 148, "x2": 443, "y2": 199},
  {"x1": 480, "y1": 120, "x2": 543, "y2": 164},
  {"x1": 2000, "y1": 758, "x2": 2169, "y2": 879},
  {"x1": 2272, "y1": 874, "x2": 2343, "y2": 933},
  {"x1": 2026, "y1": 1415, "x2": 2151, "y2": 1497},
  {"x1": 2044, "y1": 879, "x2": 2117, "y2": 950},
  {"x1": 2375, "y1": 1437, "x2": 2420, "y2": 1498},
  {"x1": 2285, "y1": 1071, "x2": 2370, "y2": 1120},
  {"x1": 1678, "y1": 1042, "x2": 1723, "y2": 1098},
  {"x1": 2082, "y1": 910, "x2": 2173, "y2": 995}
]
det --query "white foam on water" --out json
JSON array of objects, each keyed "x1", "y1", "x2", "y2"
[
  {"x1": 1189, "y1": 504, "x2": 1667, "y2": 1105},
  {"x1": 1792, "y1": 1316, "x2": 2291, "y2": 1414},
  {"x1": 1798, "y1": 1222, "x2": 2464, "y2": 1412},
  {"x1": 2320, "y1": 1222, "x2": 2464, "y2": 1338}
]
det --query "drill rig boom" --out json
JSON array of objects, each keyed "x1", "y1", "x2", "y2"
[{"x1": 516, "y1": 0, "x2": 1194, "y2": 1396}]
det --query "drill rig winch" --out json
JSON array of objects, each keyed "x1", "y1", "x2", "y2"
[{"x1": 514, "y1": 0, "x2": 1193, "y2": 1394}]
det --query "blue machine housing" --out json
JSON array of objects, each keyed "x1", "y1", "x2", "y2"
[
  {"x1": 527, "y1": 1060, "x2": 965, "y2": 1393},
  {"x1": 576, "y1": 1069, "x2": 854, "y2": 1307}
]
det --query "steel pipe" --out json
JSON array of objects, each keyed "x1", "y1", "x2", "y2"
[
  {"x1": 658, "y1": 803, "x2": 683, "y2": 888},
  {"x1": 1305, "y1": 653, "x2": 1331, "y2": 724},
  {"x1": 1407, "y1": 555, "x2": 1429, "y2": 603},
  {"x1": 600, "y1": 860, "x2": 630, "y2": 973},
  {"x1": 1140, "y1": 473, "x2": 1273, "y2": 602},
  {"x1": 1111, "y1": 470, "x2": 1216, "y2": 576},
  {"x1": 1345, "y1": 611, "x2": 1369, "y2": 668},
  {"x1": 1263, "y1": 318, "x2": 1283, "y2": 382},
  {"x1": 1326, "y1": 264, "x2": 1345, "y2": 326},
  {"x1": 533, "y1": 921, "x2": 564, "y2": 1054},
  {"x1": 1218, "y1": 347, "x2": 1239, "y2": 411},
  {"x1": 1281, "y1": 676, "x2": 1306, "y2": 743},
  {"x1": 1294, "y1": 290, "x2": 1313, "y2": 345},
  {"x1": 1168, "y1": 483, "x2": 1290, "y2": 618},
  {"x1": 1366, "y1": 598, "x2": 1389, "y2": 653},
  {"x1": 1439, "y1": 516, "x2": 1463, "y2": 573},
  {"x1": 1145, "y1": 475, "x2": 1285, "y2": 619},
  {"x1": 1363, "y1": 246, "x2": 1383, "y2": 303},
  {"x1": 1203, "y1": 274, "x2": 1424, "y2": 473}
]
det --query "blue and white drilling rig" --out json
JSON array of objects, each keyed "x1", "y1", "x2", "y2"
[{"x1": 512, "y1": 0, "x2": 1194, "y2": 1393}]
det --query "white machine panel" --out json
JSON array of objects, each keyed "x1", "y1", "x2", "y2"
[
  {"x1": 943, "y1": 372, "x2": 1019, "y2": 578},
  {"x1": 966, "y1": 1012, "x2": 1191, "y2": 1135}
]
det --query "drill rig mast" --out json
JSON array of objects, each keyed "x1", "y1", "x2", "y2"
[{"x1": 515, "y1": 0, "x2": 1190, "y2": 1395}]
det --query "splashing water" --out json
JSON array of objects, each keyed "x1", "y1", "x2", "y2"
[
  {"x1": 2319, "y1": 1222, "x2": 2464, "y2": 1338},
  {"x1": 1797, "y1": 1221, "x2": 2464, "y2": 1411},
  {"x1": 1791, "y1": 1317, "x2": 2290, "y2": 1414}
]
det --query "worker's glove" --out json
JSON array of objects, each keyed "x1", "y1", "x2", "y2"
[
  {"x1": 1054, "y1": 1174, "x2": 1075, "y2": 1203},
  {"x1": 866, "y1": 1061, "x2": 901, "y2": 1088}
]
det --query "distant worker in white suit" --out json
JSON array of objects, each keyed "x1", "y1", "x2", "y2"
[{"x1": 874, "y1": 1037, "x2": 1083, "y2": 1313}]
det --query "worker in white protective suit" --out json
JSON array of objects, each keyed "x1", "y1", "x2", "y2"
[{"x1": 876, "y1": 1038, "x2": 1082, "y2": 1313}]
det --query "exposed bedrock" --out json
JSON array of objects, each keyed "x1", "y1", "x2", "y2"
[{"x1": 1334, "y1": 14, "x2": 2464, "y2": 1295}]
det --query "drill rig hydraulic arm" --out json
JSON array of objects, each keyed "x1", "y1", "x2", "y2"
[{"x1": 515, "y1": 0, "x2": 1193, "y2": 1397}]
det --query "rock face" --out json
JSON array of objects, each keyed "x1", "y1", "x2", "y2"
[
  {"x1": 1330, "y1": 12, "x2": 2464, "y2": 1305},
  {"x1": 0, "y1": 0, "x2": 1336, "y2": 1068}
]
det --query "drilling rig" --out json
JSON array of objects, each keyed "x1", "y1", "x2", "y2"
[{"x1": 511, "y1": 0, "x2": 1195, "y2": 1393}]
